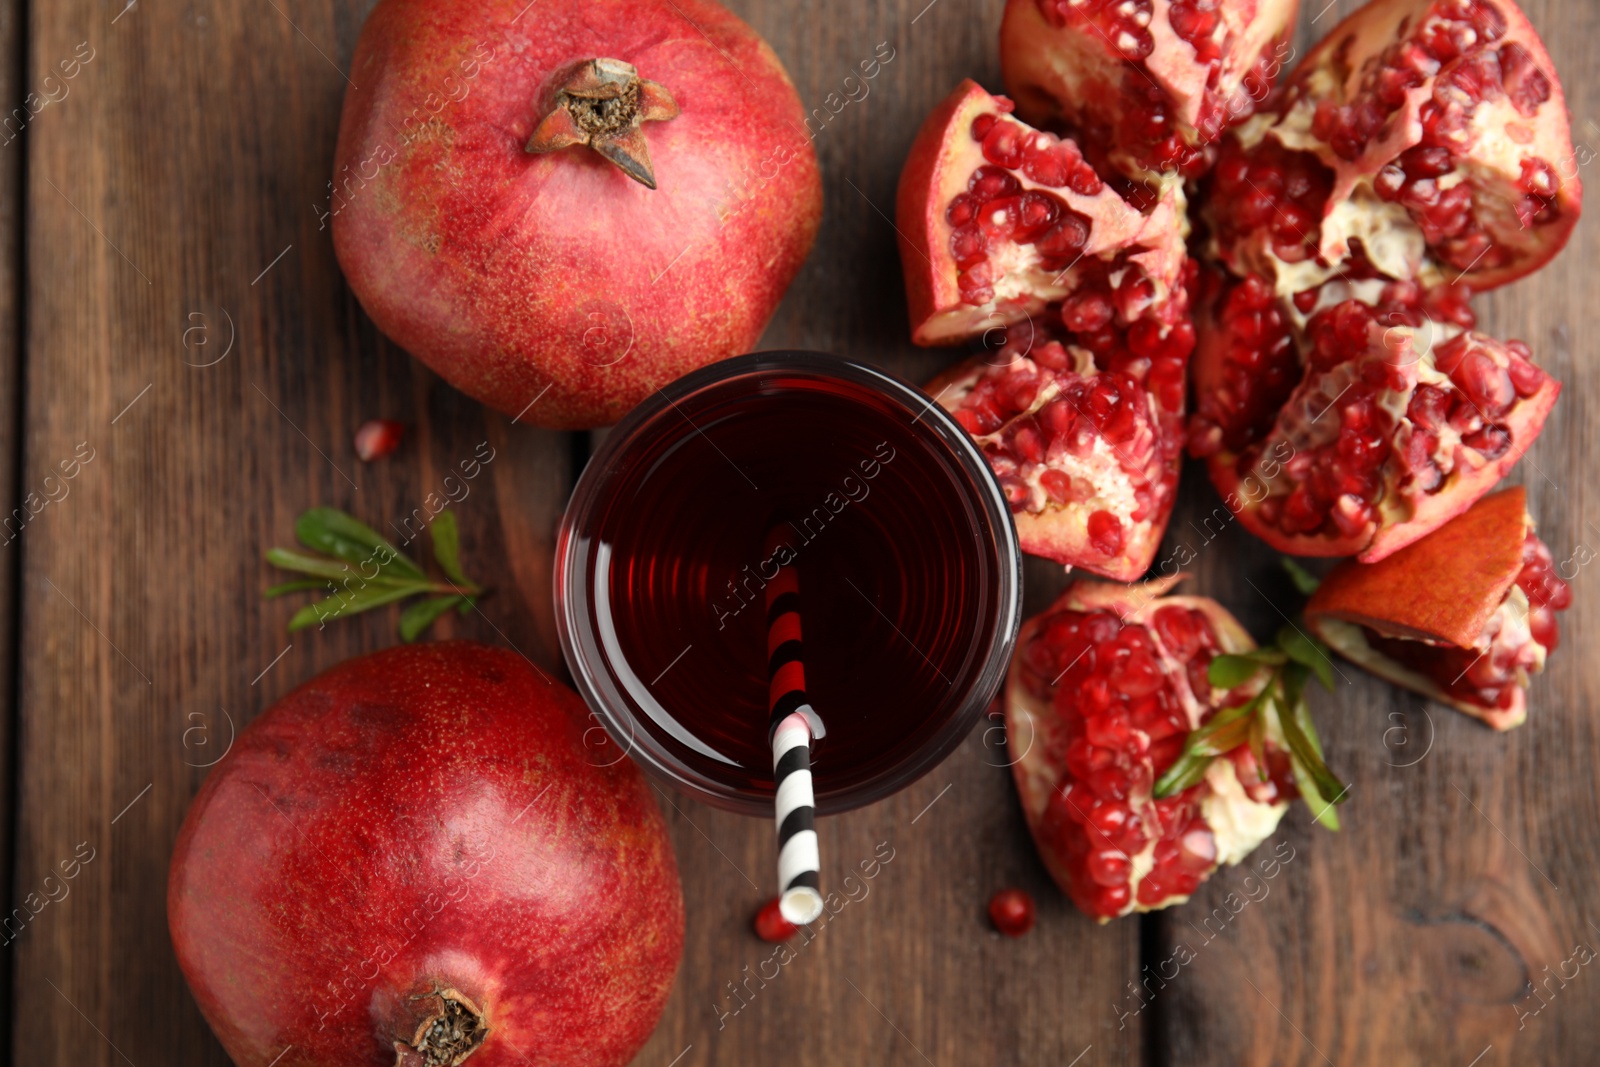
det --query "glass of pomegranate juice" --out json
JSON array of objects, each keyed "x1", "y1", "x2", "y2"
[{"x1": 555, "y1": 352, "x2": 1022, "y2": 814}]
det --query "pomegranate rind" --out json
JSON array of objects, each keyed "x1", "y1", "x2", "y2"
[
  {"x1": 1308, "y1": 486, "x2": 1529, "y2": 646},
  {"x1": 1000, "y1": 0, "x2": 1301, "y2": 178},
  {"x1": 168, "y1": 642, "x2": 684, "y2": 1066},
  {"x1": 895, "y1": 79, "x2": 1185, "y2": 346},
  {"x1": 1005, "y1": 576, "x2": 1288, "y2": 921},
  {"x1": 1254, "y1": 0, "x2": 1582, "y2": 291}
]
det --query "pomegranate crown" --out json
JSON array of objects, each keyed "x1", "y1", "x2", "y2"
[{"x1": 525, "y1": 57, "x2": 681, "y2": 189}]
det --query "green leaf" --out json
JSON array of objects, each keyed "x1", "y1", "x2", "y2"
[
  {"x1": 1281, "y1": 557, "x2": 1322, "y2": 596},
  {"x1": 265, "y1": 548, "x2": 360, "y2": 582},
  {"x1": 1247, "y1": 707, "x2": 1268, "y2": 782},
  {"x1": 430, "y1": 511, "x2": 472, "y2": 588},
  {"x1": 295, "y1": 507, "x2": 424, "y2": 581},
  {"x1": 285, "y1": 582, "x2": 422, "y2": 632},
  {"x1": 399, "y1": 595, "x2": 465, "y2": 641},
  {"x1": 1209, "y1": 654, "x2": 1263, "y2": 689},
  {"x1": 1278, "y1": 625, "x2": 1336, "y2": 692},
  {"x1": 1276, "y1": 688, "x2": 1348, "y2": 821},
  {"x1": 264, "y1": 579, "x2": 332, "y2": 598},
  {"x1": 1153, "y1": 698, "x2": 1261, "y2": 798},
  {"x1": 1154, "y1": 748, "x2": 1215, "y2": 797}
]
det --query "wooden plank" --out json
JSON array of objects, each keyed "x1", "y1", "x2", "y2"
[
  {"x1": 632, "y1": 1, "x2": 1138, "y2": 1063},
  {"x1": 1156, "y1": 2, "x2": 1600, "y2": 1065},
  {"x1": 11, "y1": 0, "x2": 572, "y2": 1062},
  {"x1": 0, "y1": 0, "x2": 21, "y2": 1054}
]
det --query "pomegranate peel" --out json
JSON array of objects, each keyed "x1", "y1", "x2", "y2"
[
  {"x1": 333, "y1": 0, "x2": 822, "y2": 429},
  {"x1": 1004, "y1": 574, "x2": 1334, "y2": 921},
  {"x1": 168, "y1": 642, "x2": 684, "y2": 1067},
  {"x1": 1306, "y1": 486, "x2": 1568, "y2": 729}
]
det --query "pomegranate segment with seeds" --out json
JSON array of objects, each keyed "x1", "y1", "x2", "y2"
[
  {"x1": 1306, "y1": 486, "x2": 1568, "y2": 729},
  {"x1": 902, "y1": 78, "x2": 1196, "y2": 579},
  {"x1": 1219, "y1": 0, "x2": 1581, "y2": 292},
  {"x1": 929, "y1": 318, "x2": 1186, "y2": 580},
  {"x1": 1005, "y1": 576, "x2": 1293, "y2": 921},
  {"x1": 896, "y1": 79, "x2": 1188, "y2": 346},
  {"x1": 1192, "y1": 275, "x2": 1558, "y2": 561},
  {"x1": 1000, "y1": 0, "x2": 1301, "y2": 179}
]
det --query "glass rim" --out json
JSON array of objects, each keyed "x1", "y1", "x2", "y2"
[{"x1": 553, "y1": 350, "x2": 1023, "y2": 816}]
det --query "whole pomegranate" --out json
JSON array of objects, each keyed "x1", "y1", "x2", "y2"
[
  {"x1": 168, "y1": 642, "x2": 683, "y2": 1066},
  {"x1": 1006, "y1": 576, "x2": 1298, "y2": 921},
  {"x1": 1000, "y1": 0, "x2": 1302, "y2": 179},
  {"x1": 332, "y1": 0, "x2": 822, "y2": 429},
  {"x1": 1307, "y1": 486, "x2": 1569, "y2": 729},
  {"x1": 897, "y1": 80, "x2": 1194, "y2": 580},
  {"x1": 1189, "y1": 0, "x2": 1577, "y2": 561}
]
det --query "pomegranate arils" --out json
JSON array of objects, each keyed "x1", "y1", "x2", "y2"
[
  {"x1": 1007, "y1": 579, "x2": 1300, "y2": 921},
  {"x1": 988, "y1": 888, "x2": 1037, "y2": 936},
  {"x1": 754, "y1": 897, "x2": 798, "y2": 942},
  {"x1": 353, "y1": 418, "x2": 405, "y2": 461}
]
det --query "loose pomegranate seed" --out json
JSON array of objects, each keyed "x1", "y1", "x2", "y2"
[
  {"x1": 754, "y1": 897, "x2": 798, "y2": 942},
  {"x1": 354, "y1": 419, "x2": 405, "y2": 461},
  {"x1": 988, "y1": 888, "x2": 1037, "y2": 937}
]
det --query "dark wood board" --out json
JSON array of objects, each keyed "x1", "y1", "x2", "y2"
[{"x1": 5, "y1": 0, "x2": 1597, "y2": 1065}]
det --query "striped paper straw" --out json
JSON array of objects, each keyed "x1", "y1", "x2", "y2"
[{"x1": 765, "y1": 524, "x2": 824, "y2": 925}]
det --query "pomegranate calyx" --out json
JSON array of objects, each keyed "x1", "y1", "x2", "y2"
[
  {"x1": 525, "y1": 57, "x2": 680, "y2": 189},
  {"x1": 393, "y1": 988, "x2": 488, "y2": 1067},
  {"x1": 1155, "y1": 620, "x2": 1347, "y2": 831}
]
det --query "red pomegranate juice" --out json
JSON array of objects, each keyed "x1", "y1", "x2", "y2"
[{"x1": 559, "y1": 357, "x2": 1019, "y2": 813}]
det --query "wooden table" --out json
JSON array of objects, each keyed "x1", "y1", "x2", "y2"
[{"x1": 6, "y1": 0, "x2": 1597, "y2": 1063}]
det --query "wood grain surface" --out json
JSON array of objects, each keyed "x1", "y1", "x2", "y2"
[{"x1": 5, "y1": 0, "x2": 1597, "y2": 1064}]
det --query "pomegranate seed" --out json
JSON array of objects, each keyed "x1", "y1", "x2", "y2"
[
  {"x1": 354, "y1": 419, "x2": 405, "y2": 461},
  {"x1": 754, "y1": 898, "x2": 797, "y2": 942},
  {"x1": 1086, "y1": 510, "x2": 1124, "y2": 557},
  {"x1": 988, "y1": 888, "x2": 1037, "y2": 937}
]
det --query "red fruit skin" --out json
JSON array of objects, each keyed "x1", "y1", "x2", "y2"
[
  {"x1": 168, "y1": 642, "x2": 684, "y2": 1067},
  {"x1": 332, "y1": 0, "x2": 822, "y2": 430}
]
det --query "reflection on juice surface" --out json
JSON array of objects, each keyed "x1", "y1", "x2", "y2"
[{"x1": 585, "y1": 373, "x2": 1007, "y2": 806}]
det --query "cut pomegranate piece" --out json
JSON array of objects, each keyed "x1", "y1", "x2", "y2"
[
  {"x1": 901, "y1": 80, "x2": 1195, "y2": 579},
  {"x1": 896, "y1": 79, "x2": 1188, "y2": 346},
  {"x1": 1000, "y1": 0, "x2": 1302, "y2": 179},
  {"x1": 1306, "y1": 486, "x2": 1568, "y2": 729},
  {"x1": 929, "y1": 318, "x2": 1184, "y2": 581},
  {"x1": 1191, "y1": 277, "x2": 1559, "y2": 561},
  {"x1": 1213, "y1": 0, "x2": 1581, "y2": 291},
  {"x1": 1005, "y1": 575, "x2": 1299, "y2": 921}
]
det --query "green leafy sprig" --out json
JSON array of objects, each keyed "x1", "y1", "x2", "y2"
[
  {"x1": 1154, "y1": 561, "x2": 1347, "y2": 830},
  {"x1": 265, "y1": 507, "x2": 483, "y2": 641}
]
